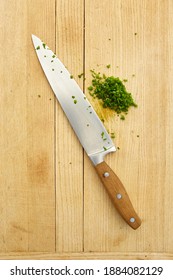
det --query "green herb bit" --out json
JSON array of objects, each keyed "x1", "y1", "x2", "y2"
[
  {"x1": 88, "y1": 86, "x2": 93, "y2": 91},
  {"x1": 123, "y1": 79, "x2": 128, "y2": 82},
  {"x1": 70, "y1": 75, "x2": 74, "y2": 79},
  {"x1": 42, "y1": 43, "x2": 46, "y2": 49},
  {"x1": 120, "y1": 115, "x2": 125, "y2": 120},
  {"x1": 103, "y1": 146, "x2": 107, "y2": 151},
  {"x1": 101, "y1": 131, "x2": 107, "y2": 141},
  {"x1": 44, "y1": 55, "x2": 46, "y2": 58},
  {"x1": 52, "y1": 69, "x2": 54, "y2": 71},
  {"x1": 36, "y1": 46, "x2": 40, "y2": 50},
  {"x1": 106, "y1": 64, "x2": 111, "y2": 69},
  {"x1": 72, "y1": 96, "x2": 75, "y2": 99},
  {"x1": 52, "y1": 54, "x2": 56, "y2": 58},
  {"x1": 51, "y1": 60, "x2": 53, "y2": 63},
  {"x1": 74, "y1": 100, "x2": 77, "y2": 104},
  {"x1": 110, "y1": 132, "x2": 115, "y2": 139},
  {"x1": 88, "y1": 70, "x2": 137, "y2": 117},
  {"x1": 78, "y1": 73, "x2": 84, "y2": 78}
]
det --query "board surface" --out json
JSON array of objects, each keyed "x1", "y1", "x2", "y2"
[{"x1": 0, "y1": 0, "x2": 173, "y2": 259}]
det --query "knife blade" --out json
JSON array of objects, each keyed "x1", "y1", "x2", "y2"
[{"x1": 32, "y1": 34, "x2": 141, "y2": 229}]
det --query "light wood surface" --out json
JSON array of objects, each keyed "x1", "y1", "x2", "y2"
[{"x1": 0, "y1": 0, "x2": 173, "y2": 259}]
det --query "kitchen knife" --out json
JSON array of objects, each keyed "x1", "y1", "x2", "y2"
[{"x1": 32, "y1": 35, "x2": 141, "y2": 229}]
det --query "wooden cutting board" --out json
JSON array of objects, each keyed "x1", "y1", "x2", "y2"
[{"x1": 0, "y1": 0, "x2": 173, "y2": 260}]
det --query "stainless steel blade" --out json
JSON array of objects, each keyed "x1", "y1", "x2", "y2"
[{"x1": 32, "y1": 35, "x2": 116, "y2": 165}]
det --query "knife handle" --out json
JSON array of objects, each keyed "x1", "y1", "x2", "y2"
[{"x1": 95, "y1": 161, "x2": 141, "y2": 230}]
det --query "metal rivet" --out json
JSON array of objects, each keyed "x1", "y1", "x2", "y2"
[
  {"x1": 116, "y1": 193, "x2": 122, "y2": 199},
  {"x1": 103, "y1": 172, "x2": 109, "y2": 177},
  {"x1": 130, "y1": 217, "x2": 135, "y2": 223}
]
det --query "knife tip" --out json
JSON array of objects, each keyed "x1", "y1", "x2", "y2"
[
  {"x1": 31, "y1": 34, "x2": 42, "y2": 48},
  {"x1": 31, "y1": 34, "x2": 37, "y2": 41}
]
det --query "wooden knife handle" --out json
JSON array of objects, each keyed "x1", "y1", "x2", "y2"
[{"x1": 95, "y1": 161, "x2": 141, "y2": 230}]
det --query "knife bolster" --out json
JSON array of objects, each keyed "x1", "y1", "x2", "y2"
[{"x1": 89, "y1": 146, "x2": 116, "y2": 165}]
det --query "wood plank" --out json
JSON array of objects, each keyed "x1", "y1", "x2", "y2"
[
  {"x1": 0, "y1": 0, "x2": 172, "y2": 258},
  {"x1": 84, "y1": 0, "x2": 172, "y2": 252},
  {"x1": 27, "y1": 0, "x2": 56, "y2": 252},
  {"x1": 165, "y1": 0, "x2": 173, "y2": 253},
  {"x1": 55, "y1": 0, "x2": 84, "y2": 252},
  {"x1": 0, "y1": 252, "x2": 172, "y2": 260},
  {"x1": 0, "y1": 0, "x2": 55, "y2": 252}
]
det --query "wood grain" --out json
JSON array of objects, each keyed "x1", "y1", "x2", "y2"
[
  {"x1": 0, "y1": 0, "x2": 173, "y2": 259},
  {"x1": 0, "y1": 0, "x2": 56, "y2": 252},
  {"x1": 95, "y1": 161, "x2": 141, "y2": 229},
  {"x1": 84, "y1": 0, "x2": 173, "y2": 253},
  {"x1": 55, "y1": 0, "x2": 84, "y2": 252},
  {"x1": 0, "y1": 252, "x2": 172, "y2": 260}
]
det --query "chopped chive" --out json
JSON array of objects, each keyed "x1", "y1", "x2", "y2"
[
  {"x1": 110, "y1": 132, "x2": 115, "y2": 139},
  {"x1": 42, "y1": 43, "x2": 46, "y2": 49},
  {"x1": 36, "y1": 46, "x2": 40, "y2": 50},
  {"x1": 74, "y1": 100, "x2": 77, "y2": 104},
  {"x1": 78, "y1": 73, "x2": 84, "y2": 78},
  {"x1": 87, "y1": 70, "x2": 137, "y2": 118},
  {"x1": 88, "y1": 86, "x2": 93, "y2": 91},
  {"x1": 101, "y1": 132, "x2": 107, "y2": 141}
]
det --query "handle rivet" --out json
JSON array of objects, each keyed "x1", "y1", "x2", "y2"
[
  {"x1": 103, "y1": 172, "x2": 109, "y2": 177},
  {"x1": 130, "y1": 217, "x2": 135, "y2": 223},
  {"x1": 116, "y1": 193, "x2": 122, "y2": 199}
]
